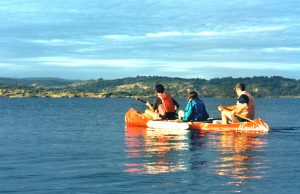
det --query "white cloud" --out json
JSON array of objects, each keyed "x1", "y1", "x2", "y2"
[
  {"x1": 202, "y1": 48, "x2": 248, "y2": 53},
  {"x1": 26, "y1": 39, "x2": 95, "y2": 46},
  {"x1": 102, "y1": 35, "x2": 133, "y2": 40},
  {"x1": 146, "y1": 32, "x2": 184, "y2": 37},
  {"x1": 146, "y1": 31, "x2": 219, "y2": 37},
  {"x1": 2, "y1": 57, "x2": 299, "y2": 79},
  {"x1": 194, "y1": 31, "x2": 218, "y2": 36},
  {"x1": 32, "y1": 39, "x2": 65, "y2": 44},
  {"x1": 102, "y1": 31, "x2": 218, "y2": 40},
  {"x1": 102, "y1": 25, "x2": 287, "y2": 41},
  {"x1": 13, "y1": 56, "x2": 299, "y2": 71},
  {"x1": 0, "y1": 63, "x2": 13, "y2": 67},
  {"x1": 263, "y1": 47, "x2": 300, "y2": 53},
  {"x1": 159, "y1": 67, "x2": 189, "y2": 72},
  {"x1": 233, "y1": 25, "x2": 287, "y2": 33},
  {"x1": 24, "y1": 57, "x2": 153, "y2": 68},
  {"x1": 0, "y1": 63, "x2": 27, "y2": 70},
  {"x1": 158, "y1": 61, "x2": 300, "y2": 71},
  {"x1": 102, "y1": 31, "x2": 215, "y2": 40}
]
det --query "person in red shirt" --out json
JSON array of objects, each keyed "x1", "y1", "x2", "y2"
[{"x1": 145, "y1": 84, "x2": 179, "y2": 120}]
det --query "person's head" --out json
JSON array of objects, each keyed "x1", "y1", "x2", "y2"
[
  {"x1": 235, "y1": 82, "x2": 246, "y2": 95},
  {"x1": 188, "y1": 91, "x2": 199, "y2": 101},
  {"x1": 155, "y1": 84, "x2": 165, "y2": 93}
]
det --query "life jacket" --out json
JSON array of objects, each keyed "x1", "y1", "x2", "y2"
[
  {"x1": 236, "y1": 91, "x2": 255, "y2": 120},
  {"x1": 157, "y1": 93, "x2": 176, "y2": 116},
  {"x1": 182, "y1": 99, "x2": 209, "y2": 121},
  {"x1": 192, "y1": 99, "x2": 209, "y2": 121}
]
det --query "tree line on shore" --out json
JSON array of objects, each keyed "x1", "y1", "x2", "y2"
[{"x1": 0, "y1": 76, "x2": 299, "y2": 98}]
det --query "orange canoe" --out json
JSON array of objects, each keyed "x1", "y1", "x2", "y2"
[{"x1": 125, "y1": 108, "x2": 269, "y2": 133}]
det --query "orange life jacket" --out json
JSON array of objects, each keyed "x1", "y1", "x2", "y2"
[
  {"x1": 157, "y1": 93, "x2": 176, "y2": 115},
  {"x1": 236, "y1": 91, "x2": 255, "y2": 120}
]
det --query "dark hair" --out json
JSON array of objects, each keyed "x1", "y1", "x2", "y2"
[
  {"x1": 188, "y1": 91, "x2": 199, "y2": 100},
  {"x1": 155, "y1": 84, "x2": 165, "y2": 93},
  {"x1": 235, "y1": 83, "x2": 246, "y2": 91}
]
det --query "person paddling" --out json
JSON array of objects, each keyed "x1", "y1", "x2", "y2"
[
  {"x1": 218, "y1": 83, "x2": 255, "y2": 124},
  {"x1": 178, "y1": 91, "x2": 209, "y2": 122},
  {"x1": 145, "y1": 84, "x2": 179, "y2": 120}
]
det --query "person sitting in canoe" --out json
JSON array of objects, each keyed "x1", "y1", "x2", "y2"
[
  {"x1": 145, "y1": 84, "x2": 179, "y2": 120},
  {"x1": 218, "y1": 82, "x2": 255, "y2": 124},
  {"x1": 178, "y1": 91, "x2": 209, "y2": 122}
]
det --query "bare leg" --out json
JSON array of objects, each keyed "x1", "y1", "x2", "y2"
[
  {"x1": 221, "y1": 111, "x2": 238, "y2": 124},
  {"x1": 144, "y1": 109, "x2": 161, "y2": 120},
  {"x1": 221, "y1": 111, "x2": 229, "y2": 124}
]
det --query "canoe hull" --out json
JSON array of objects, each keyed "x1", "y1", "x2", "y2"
[
  {"x1": 125, "y1": 108, "x2": 269, "y2": 133},
  {"x1": 125, "y1": 108, "x2": 151, "y2": 127},
  {"x1": 189, "y1": 118, "x2": 269, "y2": 132}
]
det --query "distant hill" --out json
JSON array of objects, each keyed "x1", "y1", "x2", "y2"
[{"x1": 0, "y1": 76, "x2": 299, "y2": 98}]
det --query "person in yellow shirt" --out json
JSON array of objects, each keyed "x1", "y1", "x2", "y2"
[{"x1": 218, "y1": 83, "x2": 255, "y2": 124}]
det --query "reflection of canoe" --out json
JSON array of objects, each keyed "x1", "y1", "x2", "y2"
[{"x1": 125, "y1": 108, "x2": 270, "y2": 133}]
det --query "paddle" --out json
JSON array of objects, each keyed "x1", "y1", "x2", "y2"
[
  {"x1": 235, "y1": 113, "x2": 269, "y2": 132},
  {"x1": 234, "y1": 113, "x2": 253, "y2": 122},
  {"x1": 135, "y1": 97, "x2": 163, "y2": 120},
  {"x1": 135, "y1": 97, "x2": 153, "y2": 106}
]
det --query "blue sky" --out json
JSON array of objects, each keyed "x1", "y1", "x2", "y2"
[{"x1": 0, "y1": 0, "x2": 299, "y2": 79}]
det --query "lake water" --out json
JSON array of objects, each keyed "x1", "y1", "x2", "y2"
[{"x1": 0, "y1": 98, "x2": 299, "y2": 193}]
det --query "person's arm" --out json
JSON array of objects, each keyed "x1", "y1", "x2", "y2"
[
  {"x1": 146, "y1": 97, "x2": 158, "y2": 111},
  {"x1": 235, "y1": 104, "x2": 247, "y2": 113},
  {"x1": 218, "y1": 105, "x2": 237, "y2": 112},
  {"x1": 149, "y1": 97, "x2": 161, "y2": 112},
  {"x1": 146, "y1": 101, "x2": 154, "y2": 111}
]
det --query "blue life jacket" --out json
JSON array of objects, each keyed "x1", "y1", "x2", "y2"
[{"x1": 182, "y1": 99, "x2": 209, "y2": 122}]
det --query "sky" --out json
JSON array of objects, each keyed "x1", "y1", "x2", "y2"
[{"x1": 0, "y1": 0, "x2": 299, "y2": 80}]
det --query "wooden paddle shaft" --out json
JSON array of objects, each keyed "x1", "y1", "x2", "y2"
[{"x1": 136, "y1": 97, "x2": 153, "y2": 106}]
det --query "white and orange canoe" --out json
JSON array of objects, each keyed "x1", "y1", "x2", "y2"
[{"x1": 125, "y1": 108, "x2": 270, "y2": 133}]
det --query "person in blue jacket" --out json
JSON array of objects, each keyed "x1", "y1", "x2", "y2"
[{"x1": 179, "y1": 91, "x2": 209, "y2": 122}]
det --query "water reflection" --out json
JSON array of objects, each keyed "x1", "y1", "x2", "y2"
[
  {"x1": 190, "y1": 130, "x2": 268, "y2": 192},
  {"x1": 124, "y1": 127, "x2": 189, "y2": 174},
  {"x1": 125, "y1": 127, "x2": 269, "y2": 191}
]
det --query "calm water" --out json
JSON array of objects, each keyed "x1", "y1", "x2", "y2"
[{"x1": 0, "y1": 98, "x2": 299, "y2": 193}]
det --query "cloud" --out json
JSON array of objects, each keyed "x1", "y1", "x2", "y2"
[
  {"x1": 102, "y1": 25, "x2": 287, "y2": 40},
  {"x1": 203, "y1": 62, "x2": 295, "y2": 70},
  {"x1": 102, "y1": 35, "x2": 134, "y2": 40},
  {"x1": 157, "y1": 61, "x2": 297, "y2": 71},
  {"x1": 263, "y1": 47, "x2": 300, "y2": 53},
  {"x1": 195, "y1": 31, "x2": 218, "y2": 36},
  {"x1": 159, "y1": 67, "x2": 189, "y2": 72},
  {"x1": 0, "y1": 63, "x2": 16, "y2": 68},
  {"x1": 202, "y1": 48, "x2": 248, "y2": 53},
  {"x1": 0, "y1": 62, "x2": 27, "y2": 71},
  {"x1": 14, "y1": 56, "x2": 299, "y2": 71},
  {"x1": 2, "y1": 57, "x2": 300, "y2": 79},
  {"x1": 103, "y1": 31, "x2": 218, "y2": 40},
  {"x1": 139, "y1": 61, "x2": 300, "y2": 79},
  {"x1": 24, "y1": 57, "x2": 152, "y2": 68},
  {"x1": 146, "y1": 32, "x2": 184, "y2": 37},
  {"x1": 0, "y1": 63, "x2": 13, "y2": 67},
  {"x1": 146, "y1": 31, "x2": 219, "y2": 37},
  {"x1": 232, "y1": 25, "x2": 287, "y2": 33},
  {"x1": 25, "y1": 39, "x2": 96, "y2": 46}
]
